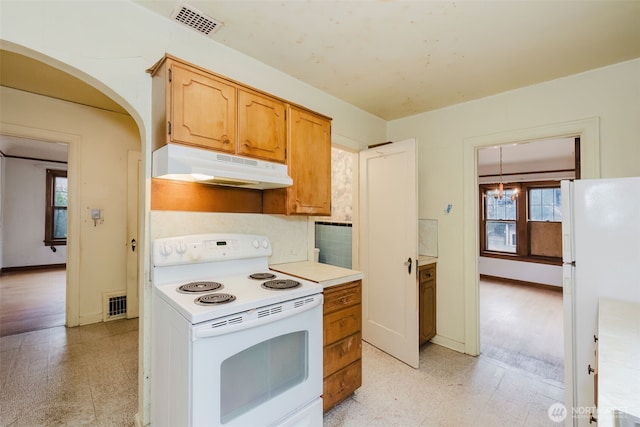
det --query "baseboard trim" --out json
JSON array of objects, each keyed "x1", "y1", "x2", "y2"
[
  {"x1": 0, "y1": 264, "x2": 66, "y2": 274},
  {"x1": 480, "y1": 274, "x2": 562, "y2": 292},
  {"x1": 78, "y1": 313, "x2": 103, "y2": 326},
  {"x1": 429, "y1": 334, "x2": 466, "y2": 354}
]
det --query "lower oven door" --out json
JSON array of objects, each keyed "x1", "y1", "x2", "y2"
[{"x1": 190, "y1": 294, "x2": 323, "y2": 427}]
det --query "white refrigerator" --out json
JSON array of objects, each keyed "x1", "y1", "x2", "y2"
[{"x1": 561, "y1": 177, "x2": 640, "y2": 426}]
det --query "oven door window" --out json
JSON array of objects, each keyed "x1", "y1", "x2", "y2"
[{"x1": 220, "y1": 331, "x2": 308, "y2": 424}]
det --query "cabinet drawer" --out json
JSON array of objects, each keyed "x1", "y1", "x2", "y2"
[
  {"x1": 324, "y1": 305, "x2": 361, "y2": 345},
  {"x1": 324, "y1": 332, "x2": 361, "y2": 378},
  {"x1": 324, "y1": 281, "x2": 361, "y2": 314},
  {"x1": 419, "y1": 265, "x2": 436, "y2": 283},
  {"x1": 322, "y1": 359, "x2": 362, "y2": 412}
]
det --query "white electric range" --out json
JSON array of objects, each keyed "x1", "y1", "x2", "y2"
[{"x1": 151, "y1": 233, "x2": 324, "y2": 427}]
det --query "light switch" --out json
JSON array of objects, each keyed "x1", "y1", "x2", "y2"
[{"x1": 91, "y1": 208, "x2": 102, "y2": 220}]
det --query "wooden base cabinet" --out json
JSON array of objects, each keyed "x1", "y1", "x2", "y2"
[
  {"x1": 322, "y1": 280, "x2": 362, "y2": 412},
  {"x1": 419, "y1": 264, "x2": 436, "y2": 345}
]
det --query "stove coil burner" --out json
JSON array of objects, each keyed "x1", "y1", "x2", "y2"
[
  {"x1": 249, "y1": 272, "x2": 277, "y2": 280},
  {"x1": 195, "y1": 293, "x2": 236, "y2": 305},
  {"x1": 177, "y1": 281, "x2": 223, "y2": 293},
  {"x1": 262, "y1": 279, "x2": 302, "y2": 290}
]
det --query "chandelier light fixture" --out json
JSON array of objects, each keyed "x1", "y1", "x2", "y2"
[{"x1": 493, "y1": 146, "x2": 518, "y2": 201}]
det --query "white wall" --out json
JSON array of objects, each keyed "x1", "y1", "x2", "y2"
[
  {"x1": 2, "y1": 157, "x2": 68, "y2": 267},
  {"x1": 0, "y1": 87, "x2": 140, "y2": 324},
  {"x1": 388, "y1": 59, "x2": 640, "y2": 352},
  {"x1": 479, "y1": 257, "x2": 561, "y2": 287}
]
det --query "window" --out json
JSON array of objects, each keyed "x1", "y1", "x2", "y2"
[
  {"x1": 484, "y1": 189, "x2": 518, "y2": 253},
  {"x1": 529, "y1": 187, "x2": 562, "y2": 221},
  {"x1": 480, "y1": 181, "x2": 562, "y2": 264},
  {"x1": 45, "y1": 169, "x2": 68, "y2": 246}
]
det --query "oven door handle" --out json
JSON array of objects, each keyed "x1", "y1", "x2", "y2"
[{"x1": 192, "y1": 294, "x2": 323, "y2": 340}]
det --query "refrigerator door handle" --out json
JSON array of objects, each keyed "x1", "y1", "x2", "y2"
[{"x1": 561, "y1": 180, "x2": 575, "y2": 263}]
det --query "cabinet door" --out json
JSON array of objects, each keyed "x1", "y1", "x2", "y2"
[
  {"x1": 419, "y1": 280, "x2": 436, "y2": 344},
  {"x1": 237, "y1": 89, "x2": 286, "y2": 163},
  {"x1": 419, "y1": 265, "x2": 436, "y2": 345},
  {"x1": 287, "y1": 106, "x2": 331, "y2": 215},
  {"x1": 169, "y1": 61, "x2": 236, "y2": 152}
]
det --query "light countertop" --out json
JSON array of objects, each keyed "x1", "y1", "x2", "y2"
[
  {"x1": 270, "y1": 261, "x2": 363, "y2": 289},
  {"x1": 597, "y1": 298, "x2": 640, "y2": 427},
  {"x1": 418, "y1": 256, "x2": 438, "y2": 266}
]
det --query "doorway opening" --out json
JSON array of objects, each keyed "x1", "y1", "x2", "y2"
[
  {"x1": 476, "y1": 137, "x2": 578, "y2": 383},
  {"x1": 0, "y1": 135, "x2": 69, "y2": 336},
  {"x1": 314, "y1": 145, "x2": 358, "y2": 269}
]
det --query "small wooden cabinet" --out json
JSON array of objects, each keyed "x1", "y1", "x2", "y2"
[
  {"x1": 322, "y1": 280, "x2": 362, "y2": 412},
  {"x1": 263, "y1": 105, "x2": 332, "y2": 215},
  {"x1": 149, "y1": 55, "x2": 287, "y2": 163},
  {"x1": 419, "y1": 264, "x2": 437, "y2": 345}
]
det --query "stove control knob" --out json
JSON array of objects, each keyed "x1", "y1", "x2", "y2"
[
  {"x1": 175, "y1": 241, "x2": 187, "y2": 255},
  {"x1": 159, "y1": 243, "x2": 173, "y2": 257},
  {"x1": 261, "y1": 239, "x2": 269, "y2": 249},
  {"x1": 252, "y1": 239, "x2": 260, "y2": 249}
]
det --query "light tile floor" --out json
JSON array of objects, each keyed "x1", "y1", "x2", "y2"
[
  {"x1": 0, "y1": 319, "x2": 563, "y2": 427},
  {"x1": 323, "y1": 342, "x2": 564, "y2": 427},
  {"x1": 0, "y1": 319, "x2": 138, "y2": 427}
]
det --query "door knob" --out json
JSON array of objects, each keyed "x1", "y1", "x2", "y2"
[{"x1": 404, "y1": 257, "x2": 412, "y2": 275}]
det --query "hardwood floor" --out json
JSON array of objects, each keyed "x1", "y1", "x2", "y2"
[
  {"x1": 480, "y1": 277, "x2": 564, "y2": 384},
  {"x1": 0, "y1": 267, "x2": 66, "y2": 337}
]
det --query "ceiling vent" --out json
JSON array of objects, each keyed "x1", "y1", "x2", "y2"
[{"x1": 171, "y1": 4, "x2": 222, "y2": 36}]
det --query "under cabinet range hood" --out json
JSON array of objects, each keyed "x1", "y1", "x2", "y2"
[{"x1": 152, "y1": 144, "x2": 292, "y2": 190}]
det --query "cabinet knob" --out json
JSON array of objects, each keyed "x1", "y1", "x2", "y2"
[
  {"x1": 593, "y1": 334, "x2": 598, "y2": 343},
  {"x1": 589, "y1": 414, "x2": 597, "y2": 424},
  {"x1": 588, "y1": 364, "x2": 595, "y2": 375}
]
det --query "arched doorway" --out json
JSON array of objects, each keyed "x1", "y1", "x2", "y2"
[{"x1": 0, "y1": 49, "x2": 142, "y2": 329}]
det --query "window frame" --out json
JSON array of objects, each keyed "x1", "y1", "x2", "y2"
[
  {"x1": 480, "y1": 180, "x2": 562, "y2": 266},
  {"x1": 44, "y1": 169, "x2": 68, "y2": 246}
]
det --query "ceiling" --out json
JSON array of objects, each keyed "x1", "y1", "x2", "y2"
[
  {"x1": 1, "y1": 1, "x2": 636, "y2": 162},
  {"x1": 134, "y1": 0, "x2": 640, "y2": 120},
  {"x1": 0, "y1": 134, "x2": 68, "y2": 163}
]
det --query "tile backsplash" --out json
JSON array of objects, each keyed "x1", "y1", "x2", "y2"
[
  {"x1": 314, "y1": 222, "x2": 352, "y2": 269},
  {"x1": 419, "y1": 219, "x2": 438, "y2": 256}
]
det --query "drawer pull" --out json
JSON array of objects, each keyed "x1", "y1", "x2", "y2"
[{"x1": 340, "y1": 297, "x2": 348, "y2": 305}]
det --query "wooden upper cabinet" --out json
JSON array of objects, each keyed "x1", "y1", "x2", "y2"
[
  {"x1": 169, "y1": 61, "x2": 236, "y2": 152},
  {"x1": 263, "y1": 106, "x2": 332, "y2": 215},
  {"x1": 237, "y1": 89, "x2": 286, "y2": 163}
]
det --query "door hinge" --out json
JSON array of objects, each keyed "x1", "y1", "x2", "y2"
[
  {"x1": 168, "y1": 121, "x2": 172, "y2": 135},
  {"x1": 168, "y1": 68, "x2": 172, "y2": 83}
]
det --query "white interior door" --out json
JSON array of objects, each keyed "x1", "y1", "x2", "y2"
[
  {"x1": 359, "y1": 138, "x2": 418, "y2": 368},
  {"x1": 126, "y1": 150, "x2": 140, "y2": 318}
]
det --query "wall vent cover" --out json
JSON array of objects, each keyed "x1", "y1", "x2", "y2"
[
  {"x1": 103, "y1": 291, "x2": 127, "y2": 321},
  {"x1": 171, "y1": 4, "x2": 222, "y2": 36}
]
